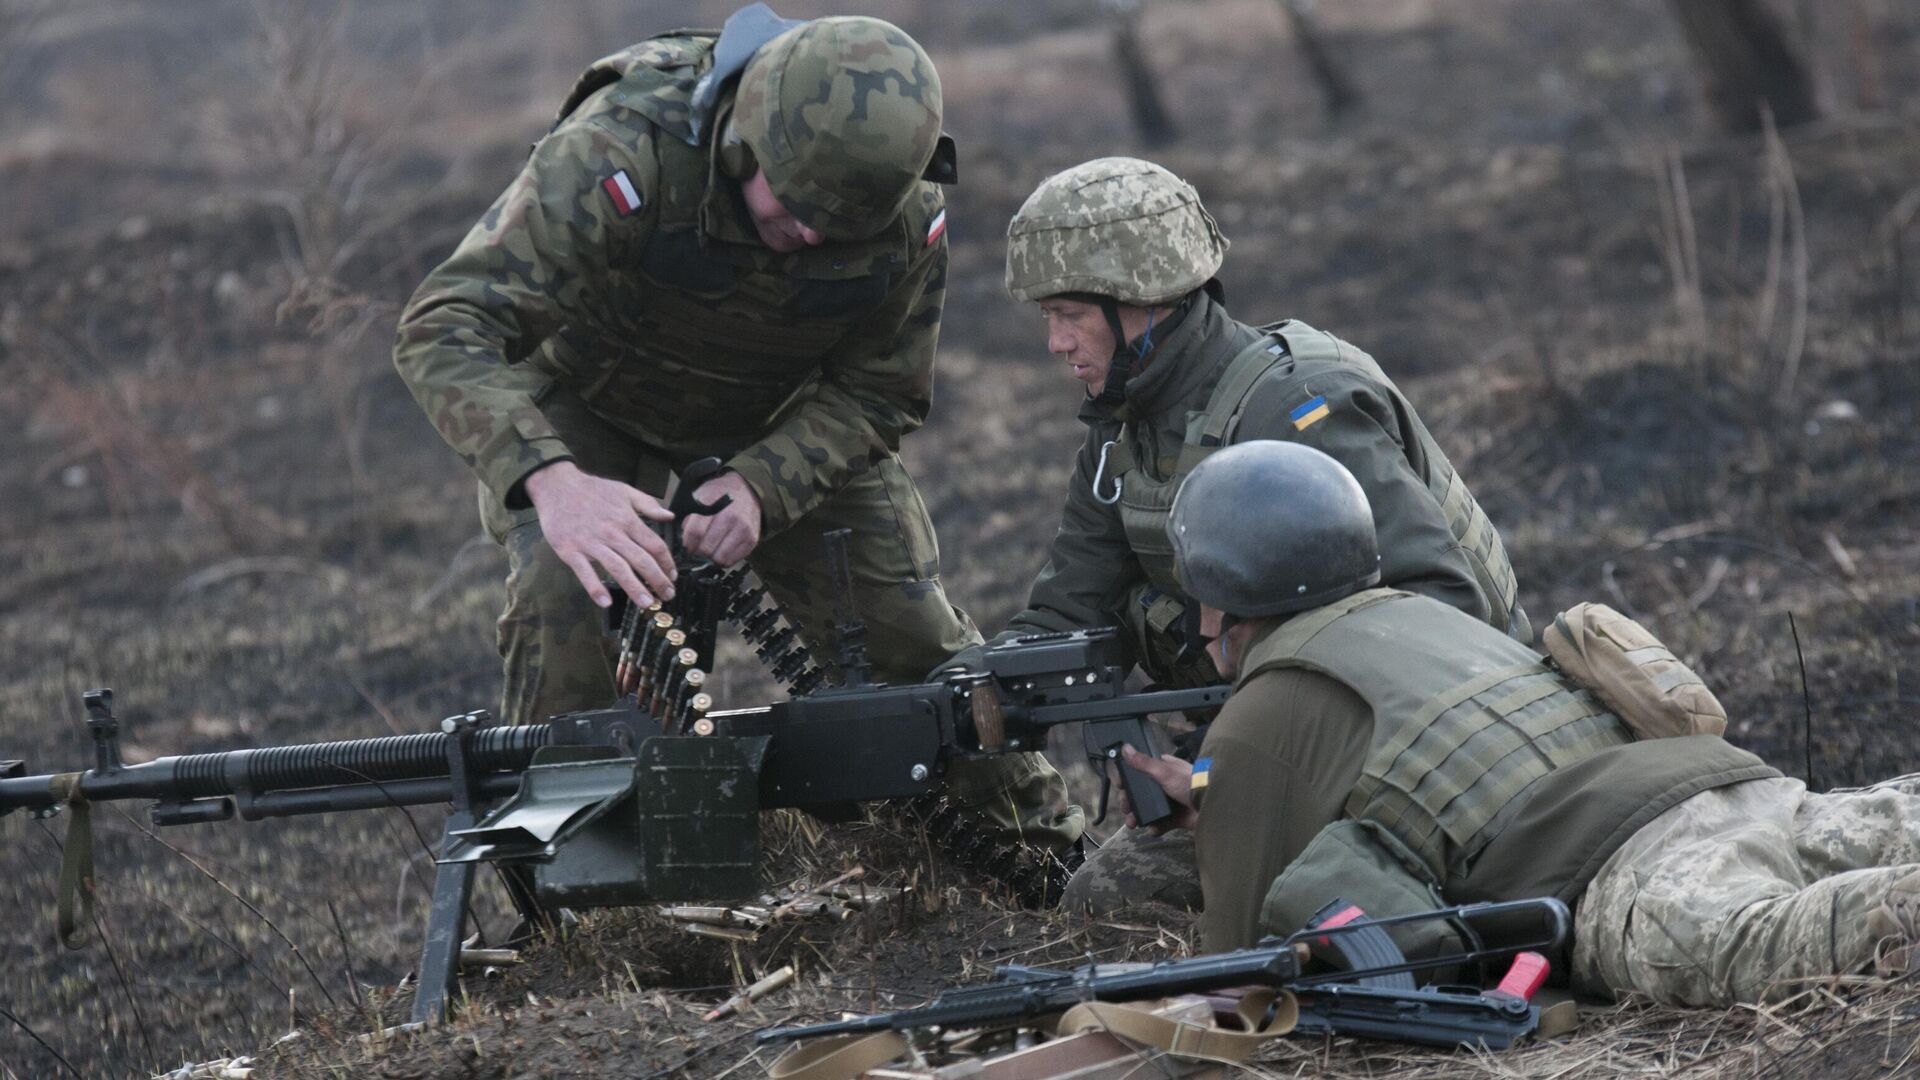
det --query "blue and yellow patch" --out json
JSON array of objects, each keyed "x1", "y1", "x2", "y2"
[
  {"x1": 1190, "y1": 756, "x2": 1212, "y2": 793},
  {"x1": 1290, "y1": 395, "x2": 1330, "y2": 431}
]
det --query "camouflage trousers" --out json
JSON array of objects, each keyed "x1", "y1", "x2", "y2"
[
  {"x1": 1060, "y1": 824, "x2": 1204, "y2": 914},
  {"x1": 481, "y1": 386, "x2": 1083, "y2": 851},
  {"x1": 1573, "y1": 774, "x2": 1920, "y2": 1006}
]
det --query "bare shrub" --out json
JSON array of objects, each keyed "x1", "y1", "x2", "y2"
[{"x1": 204, "y1": 1, "x2": 457, "y2": 551}]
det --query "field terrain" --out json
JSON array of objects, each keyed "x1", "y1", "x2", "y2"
[{"x1": 2, "y1": 1, "x2": 1918, "y2": 1076}]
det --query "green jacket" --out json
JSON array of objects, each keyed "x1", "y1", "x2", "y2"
[
  {"x1": 393, "y1": 32, "x2": 949, "y2": 534},
  {"x1": 997, "y1": 291, "x2": 1525, "y2": 682},
  {"x1": 1193, "y1": 590, "x2": 1777, "y2": 951}
]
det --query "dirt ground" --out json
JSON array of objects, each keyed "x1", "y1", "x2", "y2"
[{"x1": 2, "y1": 1, "x2": 1919, "y2": 1077}]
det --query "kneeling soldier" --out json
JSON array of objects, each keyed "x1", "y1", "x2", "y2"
[{"x1": 956, "y1": 157, "x2": 1527, "y2": 906}]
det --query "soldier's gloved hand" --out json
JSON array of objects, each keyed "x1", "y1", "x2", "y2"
[
  {"x1": 1114, "y1": 744, "x2": 1200, "y2": 834},
  {"x1": 524, "y1": 461, "x2": 677, "y2": 609},
  {"x1": 679, "y1": 471, "x2": 763, "y2": 567}
]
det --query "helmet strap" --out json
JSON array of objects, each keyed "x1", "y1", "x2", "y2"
[{"x1": 1090, "y1": 299, "x2": 1159, "y2": 410}]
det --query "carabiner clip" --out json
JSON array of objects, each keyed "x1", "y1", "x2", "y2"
[{"x1": 1092, "y1": 439, "x2": 1124, "y2": 505}]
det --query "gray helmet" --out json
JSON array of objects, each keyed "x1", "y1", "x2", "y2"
[
  {"x1": 1167, "y1": 441, "x2": 1381, "y2": 618},
  {"x1": 1005, "y1": 156, "x2": 1227, "y2": 305}
]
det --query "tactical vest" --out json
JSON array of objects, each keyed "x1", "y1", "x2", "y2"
[
  {"x1": 528, "y1": 36, "x2": 925, "y2": 452},
  {"x1": 1102, "y1": 321, "x2": 1526, "y2": 639},
  {"x1": 1238, "y1": 589, "x2": 1632, "y2": 885}
]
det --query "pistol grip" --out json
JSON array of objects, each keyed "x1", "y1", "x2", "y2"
[
  {"x1": 1115, "y1": 750, "x2": 1174, "y2": 828},
  {"x1": 1085, "y1": 719, "x2": 1172, "y2": 828}
]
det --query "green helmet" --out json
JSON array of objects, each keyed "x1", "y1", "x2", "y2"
[
  {"x1": 1168, "y1": 441, "x2": 1382, "y2": 618},
  {"x1": 733, "y1": 16, "x2": 943, "y2": 241},
  {"x1": 1006, "y1": 157, "x2": 1228, "y2": 306}
]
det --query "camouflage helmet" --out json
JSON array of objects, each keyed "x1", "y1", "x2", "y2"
[
  {"x1": 1006, "y1": 157, "x2": 1228, "y2": 306},
  {"x1": 733, "y1": 16, "x2": 943, "y2": 241},
  {"x1": 1168, "y1": 441, "x2": 1382, "y2": 618}
]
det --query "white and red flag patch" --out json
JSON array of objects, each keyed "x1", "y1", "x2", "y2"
[
  {"x1": 601, "y1": 170, "x2": 642, "y2": 217},
  {"x1": 925, "y1": 208, "x2": 947, "y2": 247}
]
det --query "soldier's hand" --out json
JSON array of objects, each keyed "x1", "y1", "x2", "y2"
[
  {"x1": 523, "y1": 461, "x2": 677, "y2": 609},
  {"x1": 1115, "y1": 744, "x2": 1200, "y2": 834},
  {"x1": 680, "y1": 471, "x2": 763, "y2": 567}
]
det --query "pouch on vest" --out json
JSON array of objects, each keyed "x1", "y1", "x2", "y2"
[
  {"x1": 1542, "y1": 603, "x2": 1727, "y2": 740},
  {"x1": 1259, "y1": 819, "x2": 1464, "y2": 962}
]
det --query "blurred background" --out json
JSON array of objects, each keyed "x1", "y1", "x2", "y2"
[{"x1": 1, "y1": 1, "x2": 1916, "y2": 1075}]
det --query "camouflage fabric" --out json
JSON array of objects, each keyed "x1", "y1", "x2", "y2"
[
  {"x1": 394, "y1": 29, "x2": 948, "y2": 536},
  {"x1": 1060, "y1": 824, "x2": 1203, "y2": 915},
  {"x1": 988, "y1": 289, "x2": 1525, "y2": 690},
  {"x1": 1005, "y1": 157, "x2": 1227, "y2": 306},
  {"x1": 394, "y1": 27, "x2": 1082, "y2": 851},
  {"x1": 481, "y1": 384, "x2": 1083, "y2": 850},
  {"x1": 734, "y1": 17, "x2": 943, "y2": 241},
  {"x1": 1574, "y1": 774, "x2": 1920, "y2": 1006}
]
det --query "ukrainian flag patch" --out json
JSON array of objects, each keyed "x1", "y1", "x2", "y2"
[
  {"x1": 1190, "y1": 756, "x2": 1212, "y2": 793},
  {"x1": 1290, "y1": 395, "x2": 1330, "y2": 431}
]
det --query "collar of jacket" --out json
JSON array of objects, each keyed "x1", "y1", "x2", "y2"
[{"x1": 1077, "y1": 289, "x2": 1239, "y2": 428}]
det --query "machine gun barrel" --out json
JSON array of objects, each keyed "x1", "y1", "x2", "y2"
[{"x1": 0, "y1": 725, "x2": 550, "y2": 820}]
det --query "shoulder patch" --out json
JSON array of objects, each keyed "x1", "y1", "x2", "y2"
[
  {"x1": 925, "y1": 208, "x2": 947, "y2": 247},
  {"x1": 602, "y1": 170, "x2": 643, "y2": 217},
  {"x1": 1290, "y1": 394, "x2": 1331, "y2": 431}
]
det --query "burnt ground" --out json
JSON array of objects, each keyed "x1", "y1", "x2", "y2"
[{"x1": 3, "y1": 1, "x2": 1920, "y2": 1077}]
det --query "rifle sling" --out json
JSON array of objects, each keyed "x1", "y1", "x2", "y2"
[
  {"x1": 52, "y1": 773, "x2": 93, "y2": 950},
  {"x1": 768, "y1": 1031, "x2": 910, "y2": 1080},
  {"x1": 766, "y1": 993, "x2": 1299, "y2": 1080},
  {"x1": 1538, "y1": 999, "x2": 1579, "y2": 1038},
  {"x1": 1056, "y1": 989, "x2": 1298, "y2": 1064}
]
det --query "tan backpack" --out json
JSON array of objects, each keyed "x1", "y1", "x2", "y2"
[{"x1": 1542, "y1": 602, "x2": 1728, "y2": 740}]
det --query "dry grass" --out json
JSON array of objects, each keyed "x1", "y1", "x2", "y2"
[{"x1": 3, "y1": 2, "x2": 1920, "y2": 1077}]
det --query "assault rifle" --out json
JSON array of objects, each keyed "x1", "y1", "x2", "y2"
[
  {"x1": 0, "y1": 534, "x2": 1220, "y2": 1025},
  {"x1": 759, "y1": 897, "x2": 1571, "y2": 1052}
]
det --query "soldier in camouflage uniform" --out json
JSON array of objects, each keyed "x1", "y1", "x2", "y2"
[
  {"x1": 953, "y1": 157, "x2": 1526, "y2": 906},
  {"x1": 394, "y1": 5, "x2": 1081, "y2": 850},
  {"x1": 1105, "y1": 440, "x2": 1920, "y2": 1006}
]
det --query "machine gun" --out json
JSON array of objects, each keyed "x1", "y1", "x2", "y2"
[
  {"x1": 0, "y1": 531, "x2": 1222, "y2": 1025},
  {"x1": 757, "y1": 897, "x2": 1570, "y2": 1052}
]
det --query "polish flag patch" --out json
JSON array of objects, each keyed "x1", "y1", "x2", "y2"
[
  {"x1": 601, "y1": 170, "x2": 642, "y2": 217},
  {"x1": 925, "y1": 208, "x2": 947, "y2": 247}
]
